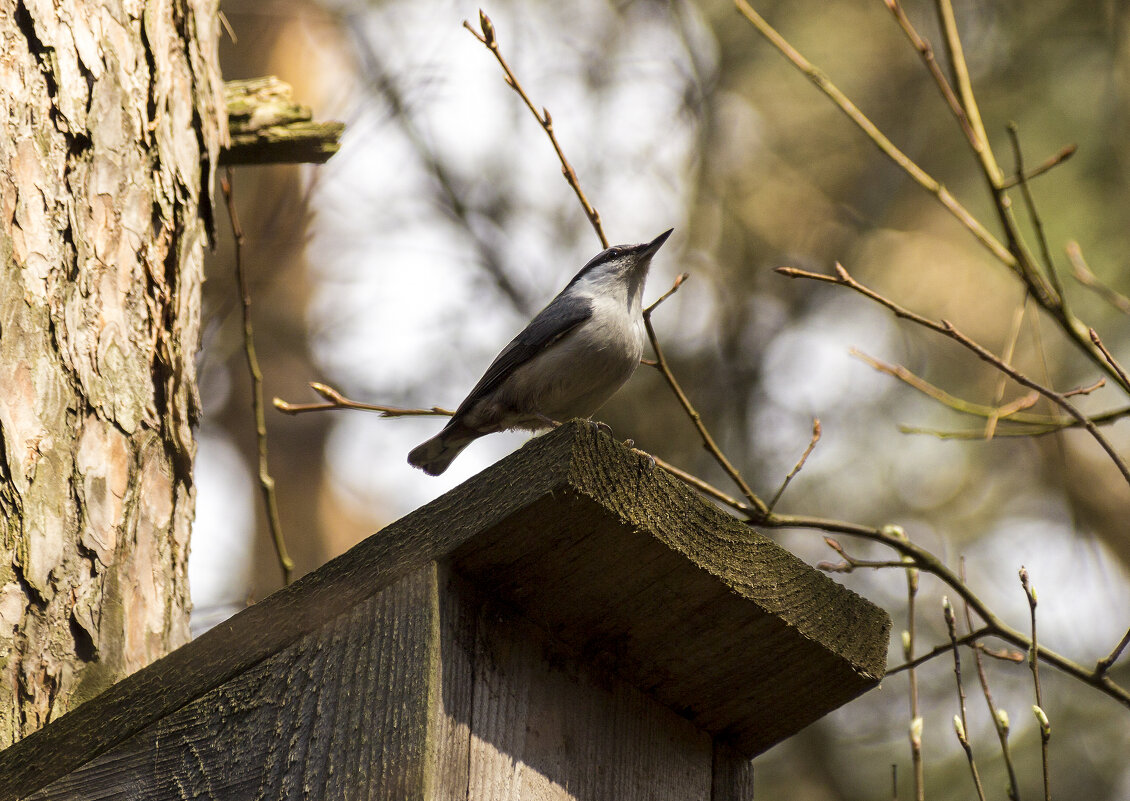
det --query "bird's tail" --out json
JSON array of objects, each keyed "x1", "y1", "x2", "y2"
[{"x1": 407, "y1": 425, "x2": 478, "y2": 476}]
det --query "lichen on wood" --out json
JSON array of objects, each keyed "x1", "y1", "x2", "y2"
[{"x1": 222, "y1": 76, "x2": 344, "y2": 164}]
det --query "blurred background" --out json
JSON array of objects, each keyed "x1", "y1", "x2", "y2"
[{"x1": 196, "y1": 0, "x2": 1130, "y2": 797}]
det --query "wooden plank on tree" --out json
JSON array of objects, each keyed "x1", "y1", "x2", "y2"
[
  {"x1": 221, "y1": 76, "x2": 344, "y2": 165},
  {"x1": 0, "y1": 421, "x2": 890, "y2": 798}
]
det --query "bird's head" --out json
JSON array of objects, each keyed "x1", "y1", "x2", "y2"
[{"x1": 566, "y1": 228, "x2": 673, "y2": 302}]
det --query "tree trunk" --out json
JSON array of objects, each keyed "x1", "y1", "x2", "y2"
[{"x1": 0, "y1": 0, "x2": 224, "y2": 747}]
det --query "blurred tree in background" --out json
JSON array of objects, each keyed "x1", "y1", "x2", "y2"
[{"x1": 202, "y1": 0, "x2": 1130, "y2": 797}]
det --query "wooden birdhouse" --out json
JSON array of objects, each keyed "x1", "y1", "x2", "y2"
[{"x1": 0, "y1": 422, "x2": 890, "y2": 800}]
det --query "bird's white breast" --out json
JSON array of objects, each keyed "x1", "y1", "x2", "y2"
[{"x1": 491, "y1": 281, "x2": 645, "y2": 426}]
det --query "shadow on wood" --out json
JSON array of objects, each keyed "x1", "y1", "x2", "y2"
[{"x1": 0, "y1": 421, "x2": 890, "y2": 800}]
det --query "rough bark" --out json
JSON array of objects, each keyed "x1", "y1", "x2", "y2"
[{"x1": 0, "y1": 0, "x2": 224, "y2": 746}]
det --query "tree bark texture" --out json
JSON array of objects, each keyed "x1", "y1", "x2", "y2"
[{"x1": 0, "y1": 0, "x2": 224, "y2": 747}]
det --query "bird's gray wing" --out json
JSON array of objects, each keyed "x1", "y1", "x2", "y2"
[{"x1": 449, "y1": 297, "x2": 594, "y2": 419}]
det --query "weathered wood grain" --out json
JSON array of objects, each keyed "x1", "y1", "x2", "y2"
[
  {"x1": 445, "y1": 571, "x2": 713, "y2": 801},
  {"x1": 32, "y1": 565, "x2": 440, "y2": 801},
  {"x1": 0, "y1": 424, "x2": 578, "y2": 799},
  {"x1": 712, "y1": 742, "x2": 755, "y2": 801},
  {"x1": 447, "y1": 439, "x2": 889, "y2": 752}
]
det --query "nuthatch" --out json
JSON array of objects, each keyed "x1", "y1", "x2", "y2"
[{"x1": 408, "y1": 229, "x2": 673, "y2": 475}]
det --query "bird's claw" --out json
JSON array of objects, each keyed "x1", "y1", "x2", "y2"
[{"x1": 590, "y1": 420, "x2": 613, "y2": 437}]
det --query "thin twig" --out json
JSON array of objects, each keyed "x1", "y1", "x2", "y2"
[
  {"x1": 767, "y1": 418, "x2": 820, "y2": 511},
  {"x1": 1000, "y1": 144, "x2": 1077, "y2": 190},
  {"x1": 1021, "y1": 567, "x2": 1052, "y2": 801},
  {"x1": 645, "y1": 272, "x2": 690, "y2": 315},
  {"x1": 903, "y1": 529, "x2": 925, "y2": 801},
  {"x1": 852, "y1": 348, "x2": 1039, "y2": 426},
  {"x1": 1007, "y1": 123, "x2": 1066, "y2": 304},
  {"x1": 818, "y1": 536, "x2": 921, "y2": 573},
  {"x1": 644, "y1": 452, "x2": 748, "y2": 511},
  {"x1": 218, "y1": 9, "x2": 237, "y2": 44},
  {"x1": 961, "y1": 558, "x2": 1022, "y2": 801},
  {"x1": 1089, "y1": 329, "x2": 1130, "y2": 392},
  {"x1": 1097, "y1": 626, "x2": 1130, "y2": 677},
  {"x1": 985, "y1": 295, "x2": 1028, "y2": 440},
  {"x1": 1067, "y1": 242, "x2": 1130, "y2": 314},
  {"x1": 886, "y1": 628, "x2": 994, "y2": 676},
  {"x1": 221, "y1": 168, "x2": 294, "y2": 586},
  {"x1": 642, "y1": 277, "x2": 770, "y2": 517},
  {"x1": 883, "y1": 0, "x2": 975, "y2": 145},
  {"x1": 1064, "y1": 378, "x2": 1106, "y2": 397},
  {"x1": 777, "y1": 263, "x2": 1130, "y2": 487},
  {"x1": 275, "y1": 382, "x2": 454, "y2": 418},
  {"x1": 945, "y1": 597, "x2": 988, "y2": 801},
  {"x1": 464, "y1": 10, "x2": 608, "y2": 248},
  {"x1": 820, "y1": 558, "x2": 917, "y2": 573},
  {"x1": 733, "y1": 0, "x2": 1014, "y2": 267}
]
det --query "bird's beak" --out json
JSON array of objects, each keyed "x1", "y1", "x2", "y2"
[{"x1": 641, "y1": 228, "x2": 673, "y2": 258}]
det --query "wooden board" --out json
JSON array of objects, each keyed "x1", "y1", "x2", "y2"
[
  {"x1": 32, "y1": 566, "x2": 441, "y2": 801},
  {"x1": 446, "y1": 450, "x2": 889, "y2": 752},
  {"x1": 30, "y1": 564, "x2": 730, "y2": 801},
  {"x1": 440, "y1": 568, "x2": 714, "y2": 801}
]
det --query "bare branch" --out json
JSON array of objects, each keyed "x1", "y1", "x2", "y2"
[
  {"x1": 767, "y1": 418, "x2": 820, "y2": 512},
  {"x1": 1021, "y1": 567, "x2": 1052, "y2": 801},
  {"x1": 274, "y1": 382, "x2": 453, "y2": 418},
  {"x1": 944, "y1": 597, "x2": 987, "y2": 801},
  {"x1": 1097, "y1": 626, "x2": 1130, "y2": 677},
  {"x1": 733, "y1": 0, "x2": 1013, "y2": 267},
  {"x1": 1000, "y1": 143, "x2": 1077, "y2": 189},
  {"x1": 221, "y1": 168, "x2": 294, "y2": 586},
  {"x1": 464, "y1": 11, "x2": 608, "y2": 248},
  {"x1": 777, "y1": 263, "x2": 1130, "y2": 486},
  {"x1": 1068, "y1": 242, "x2": 1130, "y2": 314},
  {"x1": 1007, "y1": 122, "x2": 1066, "y2": 303},
  {"x1": 738, "y1": 0, "x2": 1125, "y2": 389},
  {"x1": 642, "y1": 285, "x2": 770, "y2": 518}
]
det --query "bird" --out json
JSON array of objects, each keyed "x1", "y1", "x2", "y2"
[{"x1": 408, "y1": 229, "x2": 673, "y2": 476}]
